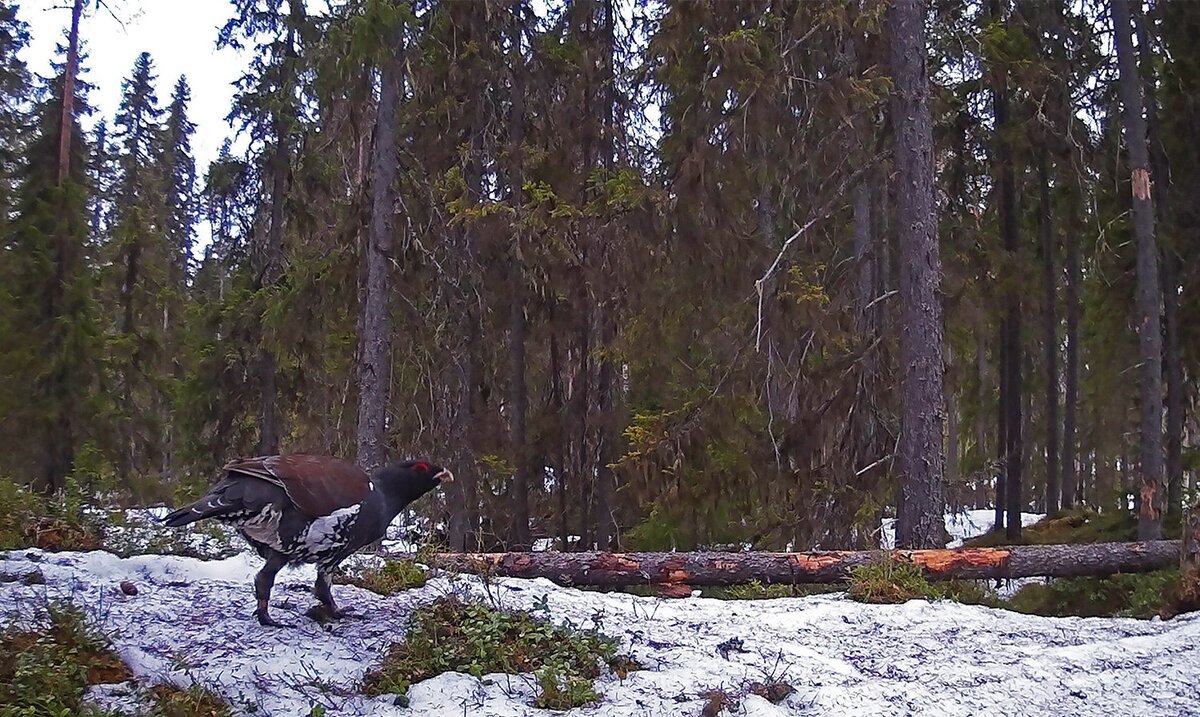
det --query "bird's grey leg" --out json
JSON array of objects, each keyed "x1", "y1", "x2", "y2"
[
  {"x1": 313, "y1": 568, "x2": 344, "y2": 618},
  {"x1": 254, "y1": 551, "x2": 290, "y2": 627},
  {"x1": 312, "y1": 565, "x2": 362, "y2": 621}
]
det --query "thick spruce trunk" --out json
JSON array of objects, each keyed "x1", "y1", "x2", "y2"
[
  {"x1": 354, "y1": 20, "x2": 404, "y2": 474},
  {"x1": 1111, "y1": 0, "x2": 1164, "y2": 540},
  {"x1": 888, "y1": 0, "x2": 946, "y2": 548}
]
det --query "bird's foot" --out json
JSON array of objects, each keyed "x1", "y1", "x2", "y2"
[
  {"x1": 306, "y1": 604, "x2": 360, "y2": 622},
  {"x1": 256, "y1": 610, "x2": 292, "y2": 628}
]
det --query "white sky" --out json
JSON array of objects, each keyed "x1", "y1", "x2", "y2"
[{"x1": 19, "y1": 0, "x2": 245, "y2": 174}]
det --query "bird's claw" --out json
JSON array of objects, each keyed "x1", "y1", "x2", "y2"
[
  {"x1": 256, "y1": 611, "x2": 291, "y2": 628},
  {"x1": 306, "y1": 604, "x2": 361, "y2": 622}
]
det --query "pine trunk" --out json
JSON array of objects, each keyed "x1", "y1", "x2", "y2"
[
  {"x1": 1112, "y1": 0, "x2": 1164, "y2": 540},
  {"x1": 1039, "y1": 152, "x2": 1059, "y2": 514},
  {"x1": 990, "y1": 0, "x2": 1023, "y2": 542},
  {"x1": 422, "y1": 542, "x2": 1181, "y2": 588},
  {"x1": 507, "y1": 8, "x2": 531, "y2": 549},
  {"x1": 1062, "y1": 186, "x2": 1081, "y2": 509},
  {"x1": 888, "y1": 0, "x2": 946, "y2": 548},
  {"x1": 56, "y1": 0, "x2": 82, "y2": 186},
  {"x1": 1163, "y1": 252, "x2": 1183, "y2": 520},
  {"x1": 355, "y1": 25, "x2": 404, "y2": 475},
  {"x1": 1133, "y1": 5, "x2": 1183, "y2": 524}
]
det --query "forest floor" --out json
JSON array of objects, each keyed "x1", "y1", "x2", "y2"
[{"x1": 1, "y1": 510, "x2": 1198, "y2": 717}]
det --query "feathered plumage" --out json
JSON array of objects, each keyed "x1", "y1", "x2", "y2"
[{"x1": 164, "y1": 454, "x2": 452, "y2": 626}]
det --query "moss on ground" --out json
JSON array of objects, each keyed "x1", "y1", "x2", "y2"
[
  {"x1": 846, "y1": 556, "x2": 998, "y2": 606},
  {"x1": 838, "y1": 510, "x2": 1191, "y2": 619},
  {"x1": 362, "y1": 595, "x2": 631, "y2": 709},
  {"x1": 966, "y1": 506, "x2": 1179, "y2": 548},
  {"x1": 145, "y1": 684, "x2": 232, "y2": 717},
  {"x1": 335, "y1": 559, "x2": 428, "y2": 594},
  {"x1": 0, "y1": 603, "x2": 130, "y2": 716},
  {"x1": 0, "y1": 480, "x2": 104, "y2": 552}
]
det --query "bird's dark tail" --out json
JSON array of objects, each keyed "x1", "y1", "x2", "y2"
[{"x1": 161, "y1": 492, "x2": 235, "y2": 527}]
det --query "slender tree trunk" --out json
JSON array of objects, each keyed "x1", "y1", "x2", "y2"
[
  {"x1": 258, "y1": 130, "x2": 288, "y2": 456},
  {"x1": 946, "y1": 345, "x2": 959, "y2": 499},
  {"x1": 990, "y1": 0, "x2": 1023, "y2": 542},
  {"x1": 1112, "y1": 0, "x2": 1164, "y2": 540},
  {"x1": 355, "y1": 24, "x2": 404, "y2": 475},
  {"x1": 57, "y1": 0, "x2": 82, "y2": 186},
  {"x1": 507, "y1": 7, "x2": 531, "y2": 549},
  {"x1": 1062, "y1": 183, "x2": 1081, "y2": 509},
  {"x1": 594, "y1": 315, "x2": 617, "y2": 549},
  {"x1": 1039, "y1": 152, "x2": 1060, "y2": 514},
  {"x1": 995, "y1": 319, "x2": 1008, "y2": 530},
  {"x1": 1163, "y1": 251, "x2": 1183, "y2": 521},
  {"x1": 90, "y1": 123, "x2": 105, "y2": 236},
  {"x1": 975, "y1": 326, "x2": 990, "y2": 508},
  {"x1": 550, "y1": 329, "x2": 570, "y2": 551},
  {"x1": 888, "y1": 0, "x2": 946, "y2": 548},
  {"x1": 571, "y1": 288, "x2": 591, "y2": 550}
]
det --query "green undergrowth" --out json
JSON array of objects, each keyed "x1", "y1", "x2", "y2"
[
  {"x1": 362, "y1": 595, "x2": 633, "y2": 709},
  {"x1": 0, "y1": 601, "x2": 235, "y2": 716},
  {"x1": 0, "y1": 602, "x2": 130, "y2": 716},
  {"x1": 0, "y1": 480, "x2": 104, "y2": 552},
  {"x1": 144, "y1": 684, "x2": 233, "y2": 717},
  {"x1": 335, "y1": 558, "x2": 429, "y2": 594},
  {"x1": 966, "y1": 508, "x2": 1190, "y2": 618},
  {"x1": 700, "y1": 581, "x2": 841, "y2": 600},
  {"x1": 845, "y1": 510, "x2": 1194, "y2": 619},
  {"x1": 966, "y1": 506, "x2": 1180, "y2": 548},
  {"x1": 846, "y1": 556, "x2": 998, "y2": 606},
  {"x1": 1006, "y1": 569, "x2": 1187, "y2": 619}
]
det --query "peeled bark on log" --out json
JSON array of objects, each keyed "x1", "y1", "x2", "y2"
[{"x1": 420, "y1": 542, "x2": 1180, "y2": 588}]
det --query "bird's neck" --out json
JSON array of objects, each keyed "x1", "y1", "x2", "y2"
[{"x1": 372, "y1": 478, "x2": 416, "y2": 522}]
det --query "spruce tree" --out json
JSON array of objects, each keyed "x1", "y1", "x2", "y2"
[
  {"x1": 0, "y1": 1, "x2": 29, "y2": 218},
  {"x1": 106, "y1": 51, "x2": 166, "y2": 485},
  {"x1": 0, "y1": 60, "x2": 97, "y2": 492}
]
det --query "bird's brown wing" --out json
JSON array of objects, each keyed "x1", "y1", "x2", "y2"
[{"x1": 222, "y1": 454, "x2": 370, "y2": 518}]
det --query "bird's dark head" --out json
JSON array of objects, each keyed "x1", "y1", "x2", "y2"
[{"x1": 374, "y1": 460, "x2": 453, "y2": 509}]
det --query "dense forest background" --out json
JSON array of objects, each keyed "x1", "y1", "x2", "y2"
[{"x1": 0, "y1": 0, "x2": 1195, "y2": 554}]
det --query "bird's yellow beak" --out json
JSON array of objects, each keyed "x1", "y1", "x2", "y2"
[{"x1": 434, "y1": 468, "x2": 454, "y2": 483}]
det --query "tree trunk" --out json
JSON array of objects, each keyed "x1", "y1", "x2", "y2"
[
  {"x1": 507, "y1": 7, "x2": 531, "y2": 549},
  {"x1": 355, "y1": 23, "x2": 404, "y2": 475},
  {"x1": 1062, "y1": 183, "x2": 1081, "y2": 509},
  {"x1": 1039, "y1": 152, "x2": 1060, "y2": 515},
  {"x1": 888, "y1": 0, "x2": 946, "y2": 549},
  {"x1": 990, "y1": 0, "x2": 1023, "y2": 542},
  {"x1": 1163, "y1": 251, "x2": 1183, "y2": 522},
  {"x1": 590, "y1": 0, "x2": 619, "y2": 551},
  {"x1": 1112, "y1": 0, "x2": 1164, "y2": 540},
  {"x1": 1133, "y1": 4, "x2": 1183, "y2": 525},
  {"x1": 995, "y1": 318, "x2": 1007, "y2": 531},
  {"x1": 56, "y1": 0, "x2": 82, "y2": 186},
  {"x1": 421, "y1": 541, "x2": 1181, "y2": 588},
  {"x1": 258, "y1": 131, "x2": 287, "y2": 456}
]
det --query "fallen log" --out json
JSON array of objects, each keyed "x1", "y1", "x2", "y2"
[{"x1": 419, "y1": 541, "x2": 1180, "y2": 588}]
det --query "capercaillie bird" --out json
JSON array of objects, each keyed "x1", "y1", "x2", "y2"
[{"x1": 163, "y1": 454, "x2": 452, "y2": 626}]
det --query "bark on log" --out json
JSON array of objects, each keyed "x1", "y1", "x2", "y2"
[{"x1": 419, "y1": 542, "x2": 1181, "y2": 588}]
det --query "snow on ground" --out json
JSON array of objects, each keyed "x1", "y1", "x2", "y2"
[
  {"x1": 2, "y1": 545, "x2": 1199, "y2": 717},
  {"x1": 879, "y1": 509, "x2": 1045, "y2": 550}
]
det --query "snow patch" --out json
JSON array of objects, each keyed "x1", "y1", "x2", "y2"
[
  {"x1": 879, "y1": 509, "x2": 1044, "y2": 550},
  {"x1": 2, "y1": 546, "x2": 1198, "y2": 716}
]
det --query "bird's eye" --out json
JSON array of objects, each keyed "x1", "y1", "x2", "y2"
[{"x1": 413, "y1": 462, "x2": 430, "y2": 473}]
